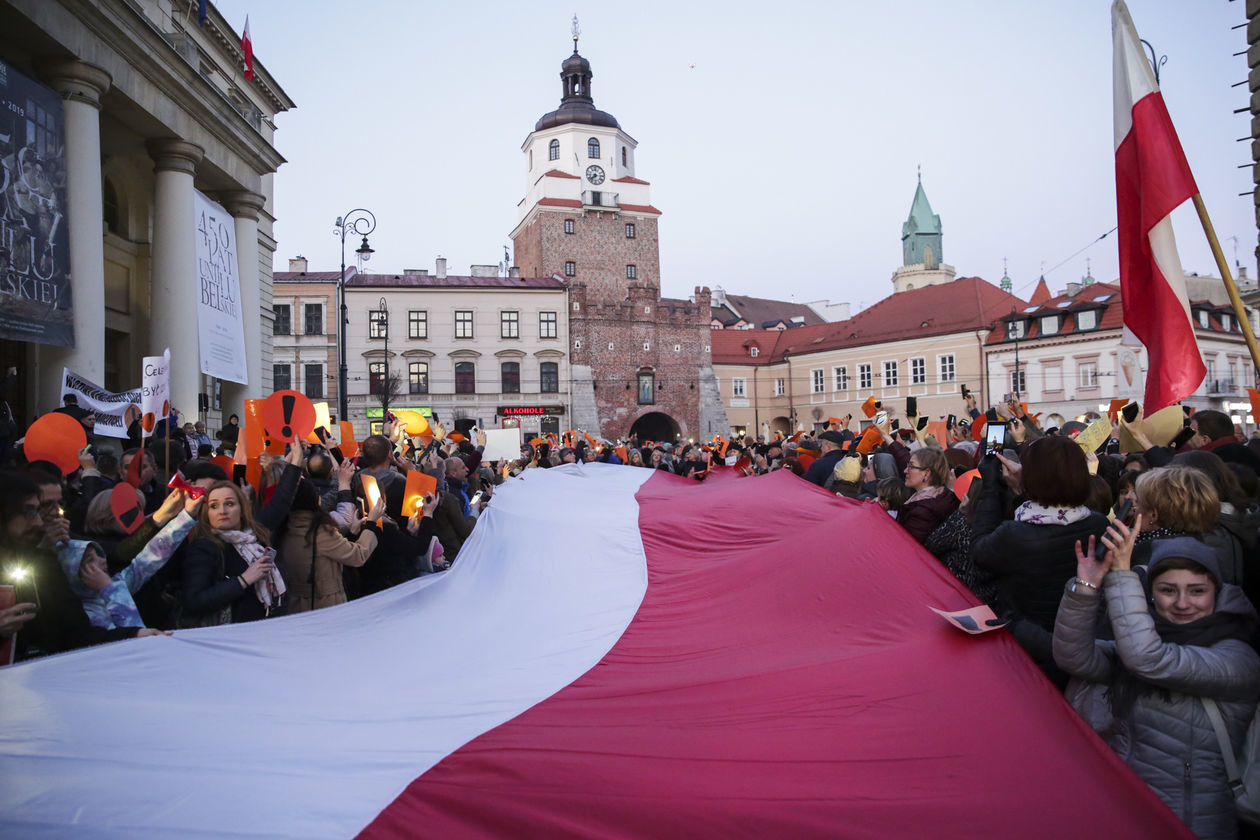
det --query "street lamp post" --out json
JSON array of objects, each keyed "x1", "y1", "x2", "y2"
[
  {"x1": 333, "y1": 210, "x2": 375, "y2": 423},
  {"x1": 379, "y1": 295, "x2": 390, "y2": 415}
]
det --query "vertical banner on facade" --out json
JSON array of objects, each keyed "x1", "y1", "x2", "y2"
[
  {"x1": 0, "y1": 60, "x2": 72, "y2": 347},
  {"x1": 193, "y1": 190, "x2": 248, "y2": 384},
  {"x1": 1116, "y1": 344, "x2": 1143, "y2": 401},
  {"x1": 60, "y1": 368, "x2": 141, "y2": 439},
  {"x1": 141, "y1": 349, "x2": 171, "y2": 438}
]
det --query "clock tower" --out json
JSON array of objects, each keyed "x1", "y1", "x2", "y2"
[{"x1": 509, "y1": 24, "x2": 727, "y2": 442}]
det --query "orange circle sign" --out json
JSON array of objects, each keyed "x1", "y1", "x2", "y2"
[{"x1": 24, "y1": 412, "x2": 88, "y2": 475}]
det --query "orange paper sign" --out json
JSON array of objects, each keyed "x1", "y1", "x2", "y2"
[
  {"x1": 338, "y1": 421, "x2": 359, "y2": 459},
  {"x1": 401, "y1": 471, "x2": 438, "y2": 517},
  {"x1": 24, "y1": 412, "x2": 88, "y2": 475},
  {"x1": 261, "y1": 390, "x2": 317, "y2": 444}
]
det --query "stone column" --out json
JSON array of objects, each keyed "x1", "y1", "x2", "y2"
[
  {"x1": 146, "y1": 139, "x2": 204, "y2": 426},
  {"x1": 35, "y1": 60, "x2": 111, "y2": 409},
  {"x1": 218, "y1": 190, "x2": 266, "y2": 423}
]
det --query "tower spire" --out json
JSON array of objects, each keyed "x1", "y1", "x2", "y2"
[{"x1": 571, "y1": 13, "x2": 580, "y2": 53}]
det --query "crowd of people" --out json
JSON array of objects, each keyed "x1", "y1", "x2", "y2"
[{"x1": 5, "y1": 392, "x2": 1260, "y2": 837}]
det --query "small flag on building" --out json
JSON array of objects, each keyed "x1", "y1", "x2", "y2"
[
  {"x1": 241, "y1": 16, "x2": 254, "y2": 81},
  {"x1": 197, "y1": 0, "x2": 207, "y2": 26}
]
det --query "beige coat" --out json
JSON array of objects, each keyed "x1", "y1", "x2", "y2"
[{"x1": 276, "y1": 511, "x2": 378, "y2": 613}]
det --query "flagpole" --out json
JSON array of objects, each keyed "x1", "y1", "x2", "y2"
[{"x1": 1191, "y1": 193, "x2": 1260, "y2": 378}]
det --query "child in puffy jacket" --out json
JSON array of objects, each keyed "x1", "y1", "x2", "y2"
[{"x1": 58, "y1": 502, "x2": 199, "y2": 631}]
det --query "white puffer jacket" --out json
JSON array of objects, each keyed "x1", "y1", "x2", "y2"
[{"x1": 1053, "y1": 570, "x2": 1260, "y2": 840}]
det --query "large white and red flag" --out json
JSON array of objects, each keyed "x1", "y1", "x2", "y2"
[
  {"x1": 1113, "y1": 0, "x2": 1205, "y2": 412},
  {"x1": 0, "y1": 465, "x2": 1192, "y2": 838}
]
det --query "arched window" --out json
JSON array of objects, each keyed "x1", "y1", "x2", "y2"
[
  {"x1": 501, "y1": 362, "x2": 520, "y2": 394},
  {"x1": 455, "y1": 362, "x2": 476, "y2": 394},
  {"x1": 540, "y1": 362, "x2": 559, "y2": 393},
  {"x1": 103, "y1": 177, "x2": 121, "y2": 235},
  {"x1": 548, "y1": 139, "x2": 560, "y2": 161},
  {"x1": 587, "y1": 137, "x2": 600, "y2": 159},
  {"x1": 621, "y1": 146, "x2": 627, "y2": 166}
]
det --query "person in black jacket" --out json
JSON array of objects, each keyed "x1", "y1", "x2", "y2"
[
  {"x1": 802, "y1": 431, "x2": 847, "y2": 487},
  {"x1": 180, "y1": 445, "x2": 303, "y2": 625},
  {"x1": 972, "y1": 435, "x2": 1110, "y2": 689}
]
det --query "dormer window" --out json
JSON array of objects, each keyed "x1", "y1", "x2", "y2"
[
  {"x1": 1076, "y1": 309, "x2": 1098, "y2": 331},
  {"x1": 1040, "y1": 315, "x2": 1058, "y2": 336},
  {"x1": 587, "y1": 138, "x2": 600, "y2": 159},
  {"x1": 1198, "y1": 310, "x2": 1210, "y2": 328},
  {"x1": 1222, "y1": 313, "x2": 1233, "y2": 331},
  {"x1": 549, "y1": 139, "x2": 560, "y2": 161},
  {"x1": 749, "y1": 346, "x2": 760, "y2": 358},
  {"x1": 1007, "y1": 319, "x2": 1026, "y2": 339}
]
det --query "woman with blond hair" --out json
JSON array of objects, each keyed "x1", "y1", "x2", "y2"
[
  {"x1": 897, "y1": 448, "x2": 958, "y2": 545},
  {"x1": 1130, "y1": 465, "x2": 1223, "y2": 576}
]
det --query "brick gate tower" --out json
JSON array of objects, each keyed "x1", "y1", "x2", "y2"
[{"x1": 510, "y1": 23, "x2": 727, "y2": 442}]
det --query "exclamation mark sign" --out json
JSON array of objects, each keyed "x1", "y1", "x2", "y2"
[{"x1": 280, "y1": 394, "x2": 296, "y2": 439}]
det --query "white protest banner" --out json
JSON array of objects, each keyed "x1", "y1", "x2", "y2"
[
  {"x1": 60, "y1": 368, "x2": 141, "y2": 440},
  {"x1": 481, "y1": 427, "x2": 522, "y2": 462},
  {"x1": 194, "y1": 190, "x2": 249, "y2": 385},
  {"x1": 140, "y1": 349, "x2": 170, "y2": 438}
]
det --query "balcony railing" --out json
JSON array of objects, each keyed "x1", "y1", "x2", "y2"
[{"x1": 581, "y1": 190, "x2": 619, "y2": 208}]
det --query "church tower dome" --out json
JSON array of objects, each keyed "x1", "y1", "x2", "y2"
[{"x1": 534, "y1": 24, "x2": 620, "y2": 130}]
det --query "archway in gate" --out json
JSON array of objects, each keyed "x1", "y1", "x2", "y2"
[
  {"x1": 628, "y1": 411, "x2": 680, "y2": 444},
  {"x1": 770, "y1": 415, "x2": 792, "y2": 437}
]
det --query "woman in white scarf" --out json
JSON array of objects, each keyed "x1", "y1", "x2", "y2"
[{"x1": 181, "y1": 481, "x2": 286, "y2": 626}]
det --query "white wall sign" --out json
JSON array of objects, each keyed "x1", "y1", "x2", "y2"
[
  {"x1": 60, "y1": 368, "x2": 141, "y2": 439},
  {"x1": 194, "y1": 190, "x2": 249, "y2": 384}
]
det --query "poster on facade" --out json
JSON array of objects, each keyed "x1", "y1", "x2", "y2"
[
  {"x1": 1116, "y1": 344, "x2": 1143, "y2": 401},
  {"x1": 0, "y1": 60, "x2": 72, "y2": 347},
  {"x1": 194, "y1": 190, "x2": 248, "y2": 384},
  {"x1": 60, "y1": 368, "x2": 141, "y2": 440}
]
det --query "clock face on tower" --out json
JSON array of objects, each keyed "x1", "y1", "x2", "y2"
[{"x1": 585, "y1": 165, "x2": 605, "y2": 185}]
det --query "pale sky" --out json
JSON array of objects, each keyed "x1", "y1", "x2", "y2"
[{"x1": 213, "y1": 0, "x2": 1252, "y2": 311}]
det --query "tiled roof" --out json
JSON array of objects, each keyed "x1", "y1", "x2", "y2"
[
  {"x1": 543, "y1": 169, "x2": 579, "y2": 179},
  {"x1": 345, "y1": 273, "x2": 565, "y2": 290},
  {"x1": 1029, "y1": 277, "x2": 1052, "y2": 305},
  {"x1": 712, "y1": 277, "x2": 1027, "y2": 364},
  {"x1": 710, "y1": 295, "x2": 826, "y2": 330},
  {"x1": 612, "y1": 176, "x2": 650, "y2": 185},
  {"x1": 274, "y1": 270, "x2": 345, "y2": 283},
  {"x1": 988, "y1": 281, "x2": 1248, "y2": 343},
  {"x1": 618, "y1": 203, "x2": 662, "y2": 215},
  {"x1": 538, "y1": 197, "x2": 582, "y2": 208}
]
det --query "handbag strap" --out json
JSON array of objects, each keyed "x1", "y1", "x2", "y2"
[{"x1": 1201, "y1": 696, "x2": 1244, "y2": 796}]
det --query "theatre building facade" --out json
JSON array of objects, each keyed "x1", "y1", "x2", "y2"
[{"x1": 0, "y1": 0, "x2": 292, "y2": 430}]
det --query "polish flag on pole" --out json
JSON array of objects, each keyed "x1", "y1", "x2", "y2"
[
  {"x1": 1113, "y1": 1, "x2": 1205, "y2": 412},
  {"x1": 241, "y1": 16, "x2": 254, "y2": 81}
]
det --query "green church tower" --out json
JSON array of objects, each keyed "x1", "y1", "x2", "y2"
[{"x1": 902, "y1": 175, "x2": 942, "y2": 269}]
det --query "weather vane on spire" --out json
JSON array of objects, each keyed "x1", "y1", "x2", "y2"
[{"x1": 572, "y1": 14, "x2": 580, "y2": 52}]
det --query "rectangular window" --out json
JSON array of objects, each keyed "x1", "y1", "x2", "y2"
[
  {"x1": 638, "y1": 372, "x2": 655, "y2": 405},
  {"x1": 1010, "y1": 369, "x2": 1026, "y2": 395},
  {"x1": 774, "y1": 378, "x2": 785, "y2": 397},
  {"x1": 455, "y1": 310, "x2": 474, "y2": 339},
  {"x1": 910, "y1": 358, "x2": 927, "y2": 385},
  {"x1": 732, "y1": 377, "x2": 746, "y2": 398},
  {"x1": 272, "y1": 304, "x2": 291, "y2": 336},
  {"x1": 625, "y1": 223, "x2": 636, "y2": 238},
  {"x1": 883, "y1": 360, "x2": 899, "y2": 387},
  {"x1": 540, "y1": 361, "x2": 559, "y2": 393},
  {"x1": 1040, "y1": 315, "x2": 1058, "y2": 336},
  {"x1": 539, "y1": 311, "x2": 558, "y2": 339},
  {"x1": 501, "y1": 362, "x2": 521, "y2": 394},
  {"x1": 1206, "y1": 359, "x2": 1217, "y2": 384},
  {"x1": 1079, "y1": 362, "x2": 1099, "y2": 388},
  {"x1": 368, "y1": 361, "x2": 386, "y2": 395},
  {"x1": 834, "y1": 366, "x2": 848, "y2": 391},
  {"x1": 859, "y1": 364, "x2": 872, "y2": 390},
  {"x1": 408, "y1": 310, "x2": 427, "y2": 339},
  {"x1": 1076, "y1": 309, "x2": 1098, "y2": 331},
  {"x1": 1008, "y1": 320, "x2": 1026, "y2": 339},
  {"x1": 303, "y1": 364, "x2": 323, "y2": 398},
  {"x1": 272, "y1": 363, "x2": 291, "y2": 391},
  {"x1": 626, "y1": 265, "x2": 637, "y2": 280},
  {"x1": 811, "y1": 369, "x2": 824, "y2": 394},
  {"x1": 1045, "y1": 366, "x2": 1062, "y2": 392},
  {"x1": 938, "y1": 355, "x2": 955, "y2": 383},
  {"x1": 455, "y1": 361, "x2": 476, "y2": 394},
  {"x1": 564, "y1": 261, "x2": 576, "y2": 277},
  {"x1": 501, "y1": 310, "x2": 520, "y2": 339},
  {"x1": 409, "y1": 361, "x2": 428, "y2": 394},
  {"x1": 564, "y1": 219, "x2": 575, "y2": 234},
  {"x1": 303, "y1": 303, "x2": 323, "y2": 335},
  {"x1": 369, "y1": 310, "x2": 388, "y2": 339}
]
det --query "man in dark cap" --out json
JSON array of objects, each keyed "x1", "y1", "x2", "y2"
[{"x1": 803, "y1": 430, "x2": 848, "y2": 487}]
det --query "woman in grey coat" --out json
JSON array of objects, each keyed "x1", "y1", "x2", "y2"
[{"x1": 1054, "y1": 523, "x2": 1260, "y2": 840}]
